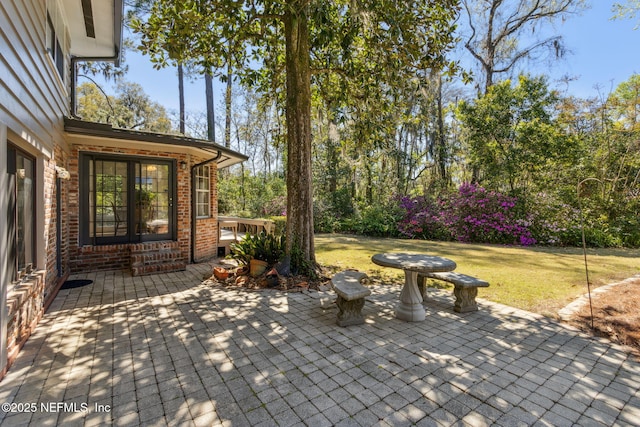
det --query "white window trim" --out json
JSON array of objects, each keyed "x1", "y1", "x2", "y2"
[
  {"x1": 45, "y1": 1, "x2": 69, "y2": 88},
  {"x1": 195, "y1": 165, "x2": 210, "y2": 219}
]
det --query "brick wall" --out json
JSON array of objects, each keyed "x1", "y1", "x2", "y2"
[
  {"x1": 4, "y1": 146, "x2": 66, "y2": 375},
  {"x1": 44, "y1": 147, "x2": 66, "y2": 303},
  {"x1": 5, "y1": 272, "x2": 46, "y2": 365},
  {"x1": 67, "y1": 144, "x2": 220, "y2": 272},
  {"x1": 55, "y1": 143, "x2": 71, "y2": 281}
]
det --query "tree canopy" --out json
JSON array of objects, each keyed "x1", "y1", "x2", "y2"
[
  {"x1": 71, "y1": 1, "x2": 640, "y2": 250},
  {"x1": 614, "y1": 0, "x2": 640, "y2": 28},
  {"x1": 456, "y1": 75, "x2": 579, "y2": 193},
  {"x1": 462, "y1": 0, "x2": 587, "y2": 94},
  {"x1": 130, "y1": 0, "x2": 463, "y2": 269},
  {"x1": 77, "y1": 81, "x2": 173, "y2": 133}
]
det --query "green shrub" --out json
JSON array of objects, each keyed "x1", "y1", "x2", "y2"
[
  {"x1": 229, "y1": 232, "x2": 286, "y2": 266},
  {"x1": 269, "y1": 216, "x2": 287, "y2": 236},
  {"x1": 614, "y1": 216, "x2": 640, "y2": 248},
  {"x1": 314, "y1": 199, "x2": 344, "y2": 233},
  {"x1": 350, "y1": 203, "x2": 402, "y2": 237}
]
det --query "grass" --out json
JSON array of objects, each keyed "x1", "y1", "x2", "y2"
[{"x1": 315, "y1": 233, "x2": 640, "y2": 317}]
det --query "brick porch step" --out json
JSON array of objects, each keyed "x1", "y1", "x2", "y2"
[{"x1": 129, "y1": 241, "x2": 186, "y2": 276}]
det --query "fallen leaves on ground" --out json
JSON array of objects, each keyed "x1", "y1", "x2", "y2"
[{"x1": 567, "y1": 279, "x2": 640, "y2": 358}]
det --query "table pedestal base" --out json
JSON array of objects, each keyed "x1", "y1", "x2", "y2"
[{"x1": 396, "y1": 270, "x2": 426, "y2": 322}]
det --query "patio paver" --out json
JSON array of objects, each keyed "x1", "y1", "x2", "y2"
[{"x1": 1, "y1": 264, "x2": 639, "y2": 426}]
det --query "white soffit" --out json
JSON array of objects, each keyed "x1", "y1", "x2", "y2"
[{"x1": 62, "y1": 0, "x2": 117, "y2": 57}]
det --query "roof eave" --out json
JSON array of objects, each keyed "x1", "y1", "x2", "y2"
[
  {"x1": 113, "y1": 0, "x2": 124, "y2": 66},
  {"x1": 65, "y1": 0, "x2": 124, "y2": 65},
  {"x1": 64, "y1": 117, "x2": 248, "y2": 168}
]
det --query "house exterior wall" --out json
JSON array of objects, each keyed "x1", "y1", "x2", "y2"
[
  {"x1": 67, "y1": 144, "x2": 188, "y2": 272},
  {"x1": 0, "y1": 0, "x2": 69, "y2": 377},
  {"x1": 0, "y1": 124, "x2": 9, "y2": 378},
  {"x1": 0, "y1": 0, "x2": 236, "y2": 380},
  {"x1": 66, "y1": 142, "x2": 221, "y2": 272}
]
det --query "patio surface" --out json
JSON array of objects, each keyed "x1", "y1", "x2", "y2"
[{"x1": 1, "y1": 263, "x2": 639, "y2": 426}]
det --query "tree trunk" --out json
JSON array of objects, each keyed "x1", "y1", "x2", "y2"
[
  {"x1": 327, "y1": 113, "x2": 338, "y2": 194},
  {"x1": 434, "y1": 72, "x2": 449, "y2": 186},
  {"x1": 205, "y1": 71, "x2": 215, "y2": 142},
  {"x1": 364, "y1": 154, "x2": 373, "y2": 204},
  {"x1": 225, "y1": 52, "x2": 232, "y2": 149},
  {"x1": 178, "y1": 64, "x2": 185, "y2": 134},
  {"x1": 283, "y1": 4, "x2": 315, "y2": 267}
]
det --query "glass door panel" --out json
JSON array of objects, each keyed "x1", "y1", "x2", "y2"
[
  {"x1": 16, "y1": 152, "x2": 35, "y2": 273},
  {"x1": 136, "y1": 162, "x2": 171, "y2": 236},
  {"x1": 91, "y1": 160, "x2": 128, "y2": 237}
]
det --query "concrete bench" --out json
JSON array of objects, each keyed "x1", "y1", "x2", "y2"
[
  {"x1": 418, "y1": 272, "x2": 489, "y2": 313},
  {"x1": 331, "y1": 271, "x2": 370, "y2": 326}
]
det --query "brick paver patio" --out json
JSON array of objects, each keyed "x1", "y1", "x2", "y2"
[{"x1": 1, "y1": 264, "x2": 639, "y2": 426}]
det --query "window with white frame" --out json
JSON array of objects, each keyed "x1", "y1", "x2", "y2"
[
  {"x1": 46, "y1": 4, "x2": 66, "y2": 80},
  {"x1": 195, "y1": 165, "x2": 210, "y2": 218}
]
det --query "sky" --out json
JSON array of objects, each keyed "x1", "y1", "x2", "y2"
[
  {"x1": 548, "y1": 0, "x2": 640, "y2": 97},
  {"x1": 94, "y1": 1, "x2": 640, "y2": 115}
]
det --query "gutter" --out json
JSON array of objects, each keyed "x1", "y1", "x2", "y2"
[
  {"x1": 112, "y1": 0, "x2": 124, "y2": 66},
  {"x1": 64, "y1": 117, "x2": 249, "y2": 165},
  {"x1": 190, "y1": 152, "x2": 222, "y2": 263}
]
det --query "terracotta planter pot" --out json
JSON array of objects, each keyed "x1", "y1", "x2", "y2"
[
  {"x1": 249, "y1": 259, "x2": 269, "y2": 277},
  {"x1": 213, "y1": 267, "x2": 229, "y2": 280}
]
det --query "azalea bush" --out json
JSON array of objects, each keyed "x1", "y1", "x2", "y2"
[
  {"x1": 441, "y1": 183, "x2": 536, "y2": 245},
  {"x1": 397, "y1": 196, "x2": 450, "y2": 240},
  {"x1": 397, "y1": 183, "x2": 537, "y2": 246},
  {"x1": 262, "y1": 195, "x2": 287, "y2": 217}
]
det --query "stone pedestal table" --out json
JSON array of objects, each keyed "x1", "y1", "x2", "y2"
[{"x1": 371, "y1": 253, "x2": 457, "y2": 322}]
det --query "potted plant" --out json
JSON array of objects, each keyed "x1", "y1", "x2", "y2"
[
  {"x1": 249, "y1": 258, "x2": 269, "y2": 277},
  {"x1": 253, "y1": 232, "x2": 285, "y2": 264},
  {"x1": 228, "y1": 232, "x2": 286, "y2": 277},
  {"x1": 228, "y1": 237, "x2": 254, "y2": 267},
  {"x1": 248, "y1": 232, "x2": 280, "y2": 277}
]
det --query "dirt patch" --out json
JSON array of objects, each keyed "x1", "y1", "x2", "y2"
[{"x1": 565, "y1": 277, "x2": 640, "y2": 358}]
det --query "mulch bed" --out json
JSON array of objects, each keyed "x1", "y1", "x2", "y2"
[
  {"x1": 566, "y1": 278, "x2": 640, "y2": 358},
  {"x1": 203, "y1": 264, "x2": 332, "y2": 292}
]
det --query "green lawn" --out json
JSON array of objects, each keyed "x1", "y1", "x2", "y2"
[{"x1": 315, "y1": 233, "x2": 640, "y2": 317}]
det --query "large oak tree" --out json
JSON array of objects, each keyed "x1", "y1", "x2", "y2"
[{"x1": 131, "y1": 0, "x2": 461, "y2": 268}]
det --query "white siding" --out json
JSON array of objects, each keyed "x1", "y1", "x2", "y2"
[
  {"x1": 0, "y1": 123, "x2": 9, "y2": 375},
  {"x1": 0, "y1": 0, "x2": 69, "y2": 157},
  {"x1": 0, "y1": 0, "x2": 69, "y2": 376}
]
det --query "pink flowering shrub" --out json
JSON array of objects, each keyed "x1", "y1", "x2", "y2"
[
  {"x1": 262, "y1": 195, "x2": 287, "y2": 217},
  {"x1": 440, "y1": 183, "x2": 536, "y2": 245},
  {"x1": 397, "y1": 196, "x2": 450, "y2": 240},
  {"x1": 397, "y1": 183, "x2": 537, "y2": 246}
]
